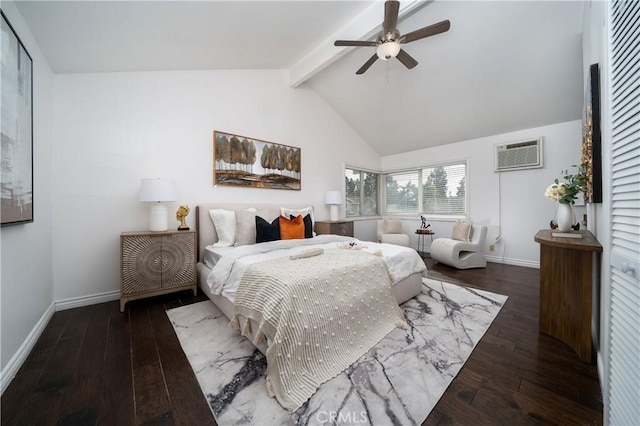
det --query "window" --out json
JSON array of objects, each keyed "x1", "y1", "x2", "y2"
[
  {"x1": 384, "y1": 161, "x2": 467, "y2": 217},
  {"x1": 422, "y1": 163, "x2": 466, "y2": 215},
  {"x1": 385, "y1": 170, "x2": 419, "y2": 213},
  {"x1": 345, "y1": 167, "x2": 379, "y2": 217}
]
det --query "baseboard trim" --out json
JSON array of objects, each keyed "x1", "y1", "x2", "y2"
[
  {"x1": 55, "y1": 290, "x2": 120, "y2": 311},
  {"x1": 486, "y1": 256, "x2": 539, "y2": 269},
  {"x1": 1, "y1": 302, "x2": 55, "y2": 395},
  {"x1": 416, "y1": 251, "x2": 539, "y2": 269}
]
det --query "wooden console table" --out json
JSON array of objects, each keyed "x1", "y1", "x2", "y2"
[{"x1": 534, "y1": 229, "x2": 602, "y2": 362}]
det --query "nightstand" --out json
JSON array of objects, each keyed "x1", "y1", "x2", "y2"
[
  {"x1": 120, "y1": 230, "x2": 197, "y2": 312},
  {"x1": 415, "y1": 229, "x2": 435, "y2": 259},
  {"x1": 315, "y1": 220, "x2": 354, "y2": 237}
]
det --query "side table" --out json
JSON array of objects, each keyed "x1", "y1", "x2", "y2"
[
  {"x1": 534, "y1": 229, "x2": 602, "y2": 362},
  {"x1": 315, "y1": 220, "x2": 354, "y2": 237},
  {"x1": 120, "y1": 230, "x2": 197, "y2": 312},
  {"x1": 415, "y1": 229, "x2": 435, "y2": 259}
]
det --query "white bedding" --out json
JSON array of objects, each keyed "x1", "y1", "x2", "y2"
[
  {"x1": 205, "y1": 234, "x2": 426, "y2": 302},
  {"x1": 203, "y1": 246, "x2": 235, "y2": 268},
  {"x1": 233, "y1": 248, "x2": 407, "y2": 411}
]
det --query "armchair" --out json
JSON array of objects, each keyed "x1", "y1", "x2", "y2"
[
  {"x1": 376, "y1": 219, "x2": 410, "y2": 247},
  {"x1": 431, "y1": 224, "x2": 487, "y2": 269}
]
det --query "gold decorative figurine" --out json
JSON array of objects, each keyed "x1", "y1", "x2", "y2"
[{"x1": 176, "y1": 204, "x2": 190, "y2": 231}]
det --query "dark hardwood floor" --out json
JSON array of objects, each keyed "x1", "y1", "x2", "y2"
[{"x1": 1, "y1": 260, "x2": 603, "y2": 425}]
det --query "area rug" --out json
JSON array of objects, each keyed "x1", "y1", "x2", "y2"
[{"x1": 167, "y1": 278, "x2": 507, "y2": 425}]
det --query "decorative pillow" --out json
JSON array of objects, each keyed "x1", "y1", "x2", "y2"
[
  {"x1": 209, "y1": 208, "x2": 256, "y2": 247},
  {"x1": 280, "y1": 215, "x2": 305, "y2": 240},
  {"x1": 290, "y1": 214, "x2": 313, "y2": 239},
  {"x1": 451, "y1": 219, "x2": 473, "y2": 242},
  {"x1": 281, "y1": 207, "x2": 314, "y2": 227},
  {"x1": 256, "y1": 216, "x2": 280, "y2": 243},
  {"x1": 235, "y1": 210, "x2": 257, "y2": 246},
  {"x1": 384, "y1": 219, "x2": 403, "y2": 234},
  {"x1": 209, "y1": 209, "x2": 236, "y2": 247}
]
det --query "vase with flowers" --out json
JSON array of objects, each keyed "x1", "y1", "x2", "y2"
[{"x1": 544, "y1": 165, "x2": 587, "y2": 232}]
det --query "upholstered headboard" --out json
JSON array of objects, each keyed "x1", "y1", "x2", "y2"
[{"x1": 196, "y1": 203, "x2": 315, "y2": 263}]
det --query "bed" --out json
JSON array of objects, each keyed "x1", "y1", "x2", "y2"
[{"x1": 195, "y1": 203, "x2": 426, "y2": 409}]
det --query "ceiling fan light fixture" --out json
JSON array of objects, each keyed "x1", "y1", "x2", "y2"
[{"x1": 376, "y1": 41, "x2": 401, "y2": 60}]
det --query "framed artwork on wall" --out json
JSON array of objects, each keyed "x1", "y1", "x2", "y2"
[
  {"x1": 213, "y1": 131, "x2": 301, "y2": 190},
  {"x1": 1, "y1": 11, "x2": 34, "y2": 226},
  {"x1": 581, "y1": 63, "x2": 602, "y2": 203}
]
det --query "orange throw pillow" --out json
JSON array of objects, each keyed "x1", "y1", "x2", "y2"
[{"x1": 279, "y1": 215, "x2": 305, "y2": 240}]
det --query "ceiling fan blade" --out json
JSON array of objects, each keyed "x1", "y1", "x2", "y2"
[
  {"x1": 334, "y1": 40, "x2": 377, "y2": 47},
  {"x1": 396, "y1": 49, "x2": 418, "y2": 69},
  {"x1": 356, "y1": 54, "x2": 379, "y2": 75},
  {"x1": 382, "y1": 0, "x2": 400, "y2": 36},
  {"x1": 401, "y1": 20, "x2": 450, "y2": 44}
]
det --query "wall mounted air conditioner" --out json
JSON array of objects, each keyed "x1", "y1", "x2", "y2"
[{"x1": 494, "y1": 137, "x2": 544, "y2": 172}]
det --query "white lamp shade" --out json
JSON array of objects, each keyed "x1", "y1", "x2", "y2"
[
  {"x1": 324, "y1": 190, "x2": 343, "y2": 205},
  {"x1": 376, "y1": 41, "x2": 401, "y2": 60},
  {"x1": 139, "y1": 178, "x2": 177, "y2": 202}
]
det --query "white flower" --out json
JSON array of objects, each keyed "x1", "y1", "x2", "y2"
[
  {"x1": 545, "y1": 183, "x2": 567, "y2": 201},
  {"x1": 545, "y1": 165, "x2": 587, "y2": 205}
]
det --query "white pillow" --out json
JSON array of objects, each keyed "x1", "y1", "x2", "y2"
[
  {"x1": 280, "y1": 206, "x2": 314, "y2": 226},
  {"x1": 384, "y1": 219, "x2": 403, "y2": 234},
  {"x1": 280, "y1": 206, "x2": 315, "y2": 236},
  {"x1": 209, "y1": 208, "x2": 256, "y2": 247},
  {"x1": 209, "y1": 209, "x2": 236, "y2": 247},
  {"x1": 451, "y1": 219, "x2": 473, "y2": 242}
]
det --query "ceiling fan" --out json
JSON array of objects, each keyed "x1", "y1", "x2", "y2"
[{"x1": 334, "y1": 0, "x2": 450, "y2": 75}]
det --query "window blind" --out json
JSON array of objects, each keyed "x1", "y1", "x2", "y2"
[
  {"x1": 608, "y1": 1, "x2": 640, "y2": 424},
  {"x1": 360, "y1": 171, "x2": 378, "y2": 216},
  {"x1": 386, "y1": 170, "x2": 419, "y2": 213},
  {"x1": 422, "y1": 163, "x2": 466, "y2": 215}
]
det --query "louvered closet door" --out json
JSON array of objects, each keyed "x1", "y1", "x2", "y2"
[{"x1": 608, "y1": 1, "x2": 640, "y2": 424}]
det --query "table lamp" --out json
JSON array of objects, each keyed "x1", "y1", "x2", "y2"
[
  {"x1": 324, "y1": 190, "x2": 343, "y2": 221},
  {"x1": 139, "y1": 178, "x2": 177, "y2": 231}
]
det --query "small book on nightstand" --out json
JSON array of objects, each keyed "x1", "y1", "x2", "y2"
[{"x1": 551, "y1": 232, "x2": 583, "y2": 239}]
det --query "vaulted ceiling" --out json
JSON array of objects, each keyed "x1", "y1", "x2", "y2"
[{"x1": 13, "y1": 0, "x2": 585, "y2": 156}]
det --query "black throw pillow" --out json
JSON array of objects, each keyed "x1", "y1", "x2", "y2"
[
  {"x1": 255, "y1": 216, "x2": 280, "y2": 243},
  {"x1": 291, "y1": 214, "x2": 313, "y2": 239}
]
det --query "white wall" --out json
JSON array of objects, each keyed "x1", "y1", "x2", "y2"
[
  {"x1": 381, "y1": 120, "x2": 584, "y2": 267},
  {"x1": 0, "y1": 1, "x2": 55, "y2": 385},
  {"x1": 51, "y1": 70, "x2": 380, "y2": 302}
]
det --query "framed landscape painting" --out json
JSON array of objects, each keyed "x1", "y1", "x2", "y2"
[
  {"x1": 213, "y1": 131, "x2": 301, "y2": 190},
  {"x1": 1, "y1": 11, "x2": 34, "y2": 226}
]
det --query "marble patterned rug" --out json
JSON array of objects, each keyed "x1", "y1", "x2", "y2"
[{"x1": 167, "y1": 278, "x2": 507, "y2": 425}]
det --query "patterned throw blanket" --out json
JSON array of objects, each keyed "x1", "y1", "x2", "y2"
[{"x1": 232, "y1": 248, "x2": 407, "y2": 411}]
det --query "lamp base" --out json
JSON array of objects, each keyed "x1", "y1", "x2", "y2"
[
  {"x1": 329, "y1": 204, "x2": 339, "y2": 222},
  {"x1": 149, "y1": 204, "x2": 168, "y2": 232}
]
